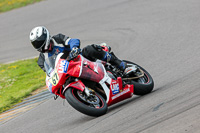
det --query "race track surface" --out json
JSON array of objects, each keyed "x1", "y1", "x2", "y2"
[{"x1": 0, "y1": 0, "x2": 200, "y2": 132}]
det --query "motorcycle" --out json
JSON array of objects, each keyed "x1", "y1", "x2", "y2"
[{"x1": 44, "y1": 50, "x2": 154, "y2": 117}]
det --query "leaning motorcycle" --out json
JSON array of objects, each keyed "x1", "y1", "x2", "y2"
[{"x1": 44, "y1": 50, "x2": 154, "y2": 117}]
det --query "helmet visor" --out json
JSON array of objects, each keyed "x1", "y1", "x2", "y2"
[
  {"x1": 31, "y1": 31, "x2": 47, "y2": 50},
  {"x1": 31, "y1": 40, "x2": 45, "y2": 49}
]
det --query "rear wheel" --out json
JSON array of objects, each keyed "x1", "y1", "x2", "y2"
[
  {"x1": 123, "y1": 60, "x2": 154, "y2": 95},
  {"x1": 64, "y1": 88, "x2": 107, "y2": 117}
]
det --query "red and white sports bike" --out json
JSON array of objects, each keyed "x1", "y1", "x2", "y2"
[{"x1": 44, "y1": 51, "x2": 154, "y2": 117}]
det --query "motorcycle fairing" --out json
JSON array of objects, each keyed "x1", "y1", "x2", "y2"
[
  {"x1": 45, "y1": 53, "x2": 70, "y2": 95},
  {"x1": 107, "y1": 78, "x2": 134, "y2": 106},
  {"x1": 79, "y1": 56, "x2": 105, "y2": 83},
  {"x1": 97, "y1": 67, "x2": 134, "y2": 105},
  {"x1": 47, "y1": 55, "x2": 83, "y2": 97},
  {"x1": 48, "y1": 54, "x2": 107, "y2": 98},
  {"x1": 46, "y1": 53, "x2": 134, "y2": 104},
  {"x1": 66, "y1": 55, "x2": 82, "y2": 78},
  {"x1": 61, "y1": 55, "x2": 107, "y2": 98}
]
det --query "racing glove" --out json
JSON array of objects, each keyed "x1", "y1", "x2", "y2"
[{"x1": 67, "y1": 47, "x2": 81, "y2": 61}]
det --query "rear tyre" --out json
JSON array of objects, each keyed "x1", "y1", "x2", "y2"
[
  {"x1": 123, "y1": 60, "x2": 154, "y2": 95},
  {"x1": 65, "y1": 88, "x2": 107, "y2": 117}
]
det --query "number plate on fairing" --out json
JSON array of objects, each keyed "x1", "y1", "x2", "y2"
[{"x1": 49, "y1": 70, "x2": 59, "y2": 86}]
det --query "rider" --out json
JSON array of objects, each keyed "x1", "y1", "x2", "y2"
[{"x1": 29, "y1": 26, "x2": 136, "y2": 75}]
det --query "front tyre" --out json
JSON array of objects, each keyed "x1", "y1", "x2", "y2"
[{"x1": 64, "y1": 88, "x2": 107, "y2": 117}]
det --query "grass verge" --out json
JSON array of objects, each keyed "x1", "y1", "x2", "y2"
[
  {"x1": 0, "y1": 0, "x2": 41, "y2": 13},
  {"x1": 0, "y1": 58, "x2": 46, "y2": 113}
]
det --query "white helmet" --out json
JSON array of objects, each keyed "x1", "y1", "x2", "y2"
[{"x1": 29, "y1": 26, "x2": 50, "y2": 52}]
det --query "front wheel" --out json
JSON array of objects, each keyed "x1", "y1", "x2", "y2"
[{"x1": 64, "y1": 88, "x2": 107, "y2": 117}]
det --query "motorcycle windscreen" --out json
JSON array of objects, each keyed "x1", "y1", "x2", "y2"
[{"x1": 44, "y1": 55, "x2": 57, "y2": 76}]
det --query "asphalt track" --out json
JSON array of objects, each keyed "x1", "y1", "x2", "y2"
[{"x1": 0, "y1": 0, "x2": 200, "y2": 132}]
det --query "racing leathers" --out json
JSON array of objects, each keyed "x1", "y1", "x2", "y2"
[
  {"x1": 37, "y1": 33, "x2": 80, "y2": 72},
  {"x1": 37, "y1": 34, "x2": 127, "y2": 73}
]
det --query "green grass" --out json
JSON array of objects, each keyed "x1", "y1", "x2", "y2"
[
  {"x1": 0, "y1": 58, "x2": 46, "y2": 113},
  {"x1": 0, "y1": 0, "x2": 44, "y2": 113},
  {"x1": 0, "y1": 0, "x2": 41, "y2": 13}
]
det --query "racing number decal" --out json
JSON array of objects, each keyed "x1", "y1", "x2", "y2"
[
  {"x1": 49, "y1": 70, "x2": 59, "y2": 86},
  {"x1": 52, "y1": 72, "x2": 59, "y2": 85}
]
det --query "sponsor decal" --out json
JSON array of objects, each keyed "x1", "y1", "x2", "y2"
[
  {"x1": 111, "y1": 88, "x2": 130, "y2": 100},
  {"x1": 58, "y1": 60, "x2": 69, "y2": 73},
  {"x1": 111, "y1": 82, "x2": 120, "y2": 94}
]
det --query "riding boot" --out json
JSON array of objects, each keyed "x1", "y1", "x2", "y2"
[
  {"x1": 108, "y1": 52, "x2": 127, "y2": 71},
  {"x1": 108, "y1": 52, "x2": 138, "y2": 76}
]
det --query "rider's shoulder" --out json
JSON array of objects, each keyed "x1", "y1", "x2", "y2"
[
  {"x1": 52, "y1": 33, "x2": 69, "y2": 44},
  {"x1": 52, "y1": 33, "x2": 66, "y2": 38}
]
